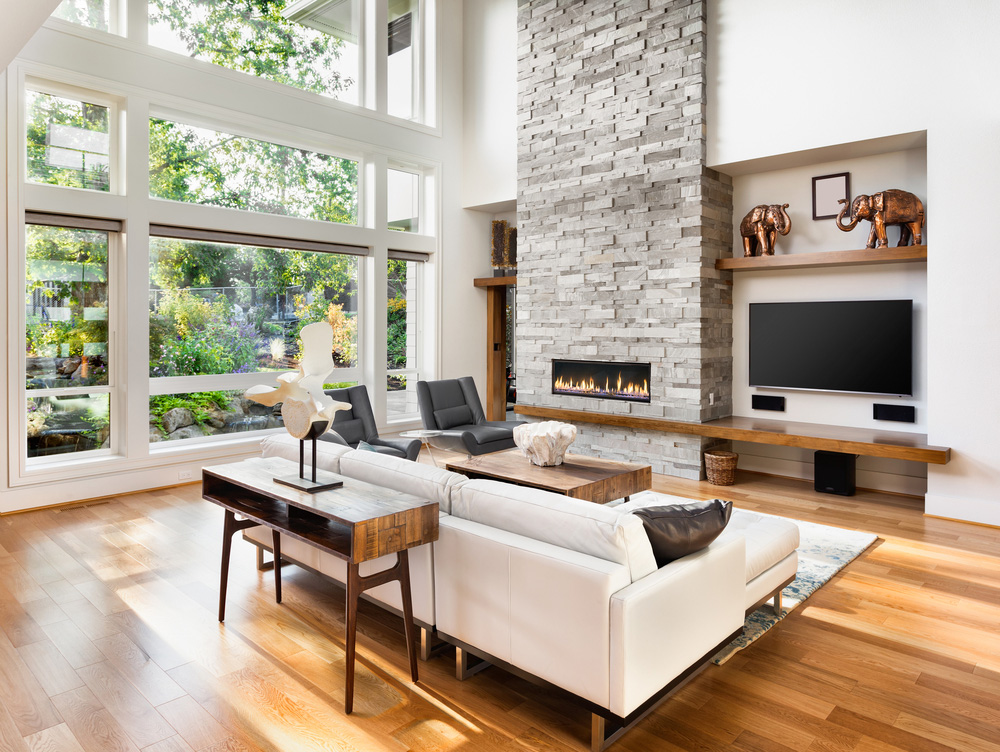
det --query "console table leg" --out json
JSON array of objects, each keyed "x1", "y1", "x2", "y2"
[
  {"x1": 344, "y1": 563, "x2": 360, "y2": 715},
  {"x1": 272, "y1": 530, "x2": 282, "y2": 604},
  {"x1": 219, "y1": 511, "x2": 236, "y2": 622},
  {"x1": 397, "y1": 550, "x2": 419, "y2": 682}
]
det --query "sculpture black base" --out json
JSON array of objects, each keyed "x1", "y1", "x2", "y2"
[
  {"x1": 272, "y1": 430, "x2": 343, "y2": 494},
  {"x1": 274, "y1": 473, "x2": 344, "y2": 494}
]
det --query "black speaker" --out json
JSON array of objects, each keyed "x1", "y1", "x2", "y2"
[
  {"x1": 752, "y1": 394, "x2": 786, "y2": 412},
  {"x1": 873, "y1": 403, "x2": 916, "y2": 423},
  {"x1": 814, "y1": 451, "x2": 856, "y2": 496}
]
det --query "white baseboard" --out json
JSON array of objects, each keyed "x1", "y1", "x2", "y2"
[
  {"x1": 924, "y1": 493, "x2": 1000, "y2": 528},
  {"x1": 0, "y1": 445, "x2": 260, "y2": 514}
]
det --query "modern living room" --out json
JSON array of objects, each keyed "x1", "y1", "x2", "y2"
[{"x1": 2, "y1": 1, "x2": 999, "y2": 751}]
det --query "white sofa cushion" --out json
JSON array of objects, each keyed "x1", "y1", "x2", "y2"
[
  {"x1": 338, "y1": 449, "x2": 467, "y2": 514},
  {"x1": 618, "y1": 491, "x2": 800, "y2": 584},
  {"x1": 451, "y1": 479, "x2": 657, "y2": 582},
  {"x1": 260, "y1": 433, "x2": 352, "y2": 474},
  {"x1": 724, "y1": 511, "x2": 800, "y2": 583}
]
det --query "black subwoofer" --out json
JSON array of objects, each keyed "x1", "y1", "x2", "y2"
[{"x1": 814, "y1": 451, "x2": 857, "y2": 496}]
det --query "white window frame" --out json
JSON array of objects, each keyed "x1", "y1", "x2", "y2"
[
  {"x1": 46, "y1": 0, "x2": 438, "y2": 129},
  {"x1": 20, "y1": 217, "x2": 124, "y2": 472},
  {"x1": 6, "y1": 43, "x2": 442, "y2": 487},
  {"x1": 24, "y1": 77, "x2": 123, "y2": 196}
]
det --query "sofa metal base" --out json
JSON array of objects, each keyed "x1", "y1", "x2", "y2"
[
  {"x1": 438, "y1": 627, "x2": 742, "y2": 751},
  {"x1": 745, "y1": 574, "x2": 795, "y2": 617}
]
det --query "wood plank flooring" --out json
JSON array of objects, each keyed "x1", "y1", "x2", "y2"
[{"x1": 0, "y1": 455, "x2": 998, "y2": 752}]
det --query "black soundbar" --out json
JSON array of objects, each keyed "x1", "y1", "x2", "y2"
[
  {"x1": 752, "y1": 394, "x2": 786, "y2": 412},
  {"x1": 873, "y1": 403, "x2": 916, "y2": 423}
]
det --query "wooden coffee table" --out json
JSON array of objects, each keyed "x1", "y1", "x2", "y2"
[
  {"x1": 202, "y1": 457, "x2": 438, "y2": 714},
  {"x1": 446, "y1": 449, "x2": 651, "y2": 504}
]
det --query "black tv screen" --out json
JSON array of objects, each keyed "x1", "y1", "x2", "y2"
[{"x1": 749, "y1": 300, "x2": 913, "y2": 396}]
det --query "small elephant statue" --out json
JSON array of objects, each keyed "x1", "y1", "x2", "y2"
[
  {"x1": 739, "y1": 203, "x2": 791, "y2": 257},
  {"x1": 835, "y1": 189, "x2": 924, "y2": 248}
]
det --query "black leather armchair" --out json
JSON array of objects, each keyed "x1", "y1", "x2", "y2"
[
  {"x1": 319, "y1": 385, "x2": 421, "y2": 461},
  {"x1": 416, "y1": 377, "x2": 525, "y2": 456}
]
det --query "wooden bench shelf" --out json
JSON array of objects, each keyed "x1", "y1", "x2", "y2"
[
  {"x1": 513, "y1": 405, "x2": 950, "y2": 465},
  {"x1": 715, "y1": 245, "x2": 927, "y2": 272},
  {"x1": 473, "y1": 275, "x2": 516, "y2": 287}
]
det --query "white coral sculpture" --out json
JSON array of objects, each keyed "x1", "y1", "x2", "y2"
[{"x1": 244, "y1": 321, "x2": 351, "y2": 439}]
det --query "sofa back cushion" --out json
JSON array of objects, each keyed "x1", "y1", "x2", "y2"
[
  {"x1": 450, "y1": 479, "x2": 657, "y2": 582},
  {"x1": 261, "y1": 433, "x2": 351, "y2": 473},
  {"x1": 339, "y1": 449, "x2": 466, "y2": 513}
]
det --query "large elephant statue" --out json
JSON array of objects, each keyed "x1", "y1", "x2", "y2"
[
  {"x1": 835, "y1": 189, "x2": 924, "y2": 248},
  {"x1": 739, "y1": 203, "x2": 791, "y2": 257}
]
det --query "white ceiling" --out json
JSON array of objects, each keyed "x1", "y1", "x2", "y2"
[{"x1": 0, "y1": 0, "x2": 63, "y2": 70}]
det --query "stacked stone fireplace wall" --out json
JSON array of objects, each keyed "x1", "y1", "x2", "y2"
[{"x1": 516, "y1": 0, "x2": 734, "y2": 478}]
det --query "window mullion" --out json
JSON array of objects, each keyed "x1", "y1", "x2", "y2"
[
  {"x1": 126, "y1": 0, "x2": 148, "y2": 42},
  {"x1": 124, "y1": 93, "x2": 151, "y2": 460}
]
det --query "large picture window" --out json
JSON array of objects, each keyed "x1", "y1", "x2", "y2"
[
  {"x1": 25, "y1": 220, "x2": 116, "y2": 459},
  {"x1": 148, "y1": 0, "x2": 360, "y2": 105},
  {"x1": 148, "y1": 232, "x2": 361, "y2": 442},
  {"x1": 149, "y1": 118, "x2": 359, "y2": 224}
]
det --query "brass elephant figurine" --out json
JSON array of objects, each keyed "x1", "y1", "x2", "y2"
[
  {"x1": 739, "y1": 203, "x2": 791, "y2": 257},
  {"x1": 835, "y1": 189, "x2": 924, "y2": 248}
]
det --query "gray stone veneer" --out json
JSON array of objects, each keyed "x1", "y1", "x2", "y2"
[{"x1": 515, "y1": 0, "x2": 733, "y2": 478}]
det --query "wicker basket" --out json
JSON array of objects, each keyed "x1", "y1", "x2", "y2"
[{"x1": 704, "y1": 450, "x2": 738, "y2": 486}]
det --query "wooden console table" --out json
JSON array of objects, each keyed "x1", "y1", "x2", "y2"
[
  {"x1": 514, "y1": 405, "x2": 950, "y2": 465},
  {"x1": 202, "y1": 457, "x2": 439, "y2": 713}
]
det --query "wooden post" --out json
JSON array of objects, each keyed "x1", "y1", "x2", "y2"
[{"x1": 485, "y1": 285, "x2": 507, "y2": 421}]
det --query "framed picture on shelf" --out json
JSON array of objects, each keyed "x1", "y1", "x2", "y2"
[{"x1": 812, "y1": 172, "x2": 850, "y2": 220}]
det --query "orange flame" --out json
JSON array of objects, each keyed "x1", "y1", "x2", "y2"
[{"x1": 554, "y1": 373, "x2": 649, "y2": 400}]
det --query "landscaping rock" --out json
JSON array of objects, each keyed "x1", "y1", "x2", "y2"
[
  {"x1": 149, "y1": 426, "x2": 164, "y2": 443},
  {"x1": 162, "y1": 407, "x2": 195, "y2": 434},
  {"x1": 58, "y1": 357, "x2": 81, "y2": 376},
  {"x1": 167, "y1": 425, "x2": 204, "y2": 441}
]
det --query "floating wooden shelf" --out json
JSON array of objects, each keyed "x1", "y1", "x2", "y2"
[
  {"x1": 514, "y1": 405, "x2": 950, "y2": 465},
  {"x1": 715, "y1": 245, "x2": 927, "y2": 272},
  {"x1": 474, "y1": 275, "x2": 517, "y2": 287}
]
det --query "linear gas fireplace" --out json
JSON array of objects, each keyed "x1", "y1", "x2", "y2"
[{"x1": 552, "y1": 359, "x2": 651, "y2": 403}]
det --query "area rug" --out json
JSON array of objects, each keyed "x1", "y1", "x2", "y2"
[{"x1": 712, "y1": 516, "x2": 878, "y2": 665}]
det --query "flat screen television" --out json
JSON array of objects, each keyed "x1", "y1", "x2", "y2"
[{"x1": 749, "y1": 300, "x2": 913, "y2": 396}]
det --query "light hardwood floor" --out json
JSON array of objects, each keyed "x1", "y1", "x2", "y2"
[{"x1": 0, "y1": 454, "x2": 998, "y2": 752}]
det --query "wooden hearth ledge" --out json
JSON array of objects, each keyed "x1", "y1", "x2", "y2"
[{"x1": 513, "y1": 405, "x2": 950, "y2": 465}]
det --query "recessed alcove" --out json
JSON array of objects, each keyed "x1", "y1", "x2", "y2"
[{"x1": 716, "y1": 133, "x2": 929, "y2": 495}]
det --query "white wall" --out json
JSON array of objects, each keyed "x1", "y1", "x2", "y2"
[
  {"x1": 709, "y1": 1, "x2": 1000, "y2": 525},
  {"x1": 461, "y1": 0, "x2": 517, "y2": 210},
  {"x1": 731, "y1": 149, "x2": 928, "y2": 495}
]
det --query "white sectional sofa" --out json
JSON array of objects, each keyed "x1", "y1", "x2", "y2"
[{"x1": 244, "y1": 434, "x2": 798, "y2": 750}]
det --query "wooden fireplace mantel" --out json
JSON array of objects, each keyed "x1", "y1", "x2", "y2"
[{"x1": 513, "y1": 405, "x2": 950, "y2": 465}]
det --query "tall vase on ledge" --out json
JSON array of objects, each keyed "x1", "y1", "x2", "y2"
[{"x1": 491, "y1": 220, "x2": 517, "y2": 277}]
